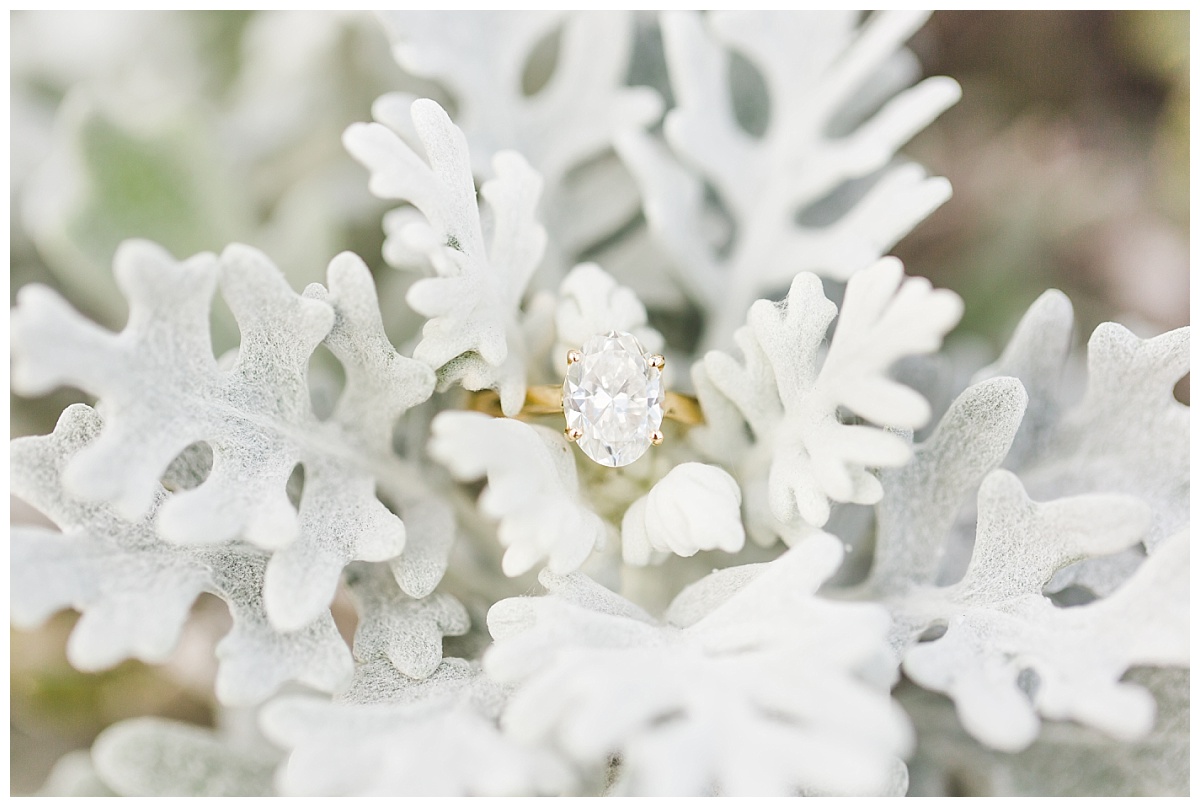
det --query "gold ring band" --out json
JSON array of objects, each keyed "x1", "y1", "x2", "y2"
[
  {"x1": 465, "y1": 386, "x2": 704, "y2": 426},
  {"x1": 466, "y1": 332, "x2": 701, "y2": 466}
]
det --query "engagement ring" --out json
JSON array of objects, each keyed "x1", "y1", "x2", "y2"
[{"x1": 467, "y1": 331, "x2": 702, "y2": 467}]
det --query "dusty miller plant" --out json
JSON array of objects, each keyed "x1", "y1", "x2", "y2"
[{"x1": 11, "y1": 10, "x2": 1189, "y2": 797}]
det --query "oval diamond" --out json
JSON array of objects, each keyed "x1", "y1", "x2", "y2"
[{"x1": 563, "y1": 331, "x2": 664, "y2": 467}]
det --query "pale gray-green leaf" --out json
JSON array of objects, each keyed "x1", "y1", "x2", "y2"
[
  {"x1": 900, "y1": 472, "x2": 1184, "y2": 752},
  {"x1": 11, "y1": 404, "x2": 353, "y2": 706},
  {"x1": 345, "y1": 99, "x2": 546, "y2": 416},
  {"x1": 261, "y1": 659, "x2": 573, "y2": 796},
  {"x1": 374, "y1": 11, "x2": 661, "y2": 279},
  {"x1": 429, "y1": 412, "x2": 607, "y2": 577},
  {"x1": 344, "y1": 561, "x2": 469, "y2": 680},
  {"x1": 11, "y1": 241, "x2": 438, "y2": 631},
  {"x1": 617, "y1": 10, "x2": 959, "y2": 348},
  {"x1": 903, "y1": 668, "x2": 1188, "y2": 796},
  {"x1": 696, "y1": 259, "x2": 961, "y2": 544},
  {"x1": 486, "y1": 534, "x2": 910, "y2": 796},
  {"x1": 92, "y1": 717, "x2": 277, "y2": 797}
]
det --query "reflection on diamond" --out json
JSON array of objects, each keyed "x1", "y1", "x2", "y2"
[{"x1": 563, "y1": 331, "x2": 664, "y2": 467}]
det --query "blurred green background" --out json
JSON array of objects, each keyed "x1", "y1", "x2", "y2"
[{"x1": 9, "y1": 10, "x2": 1189, "y2": 795}]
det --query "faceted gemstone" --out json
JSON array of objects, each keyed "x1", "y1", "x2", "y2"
[{"x1": 563, "y1": 331, "x2": 664, "y2": 467}]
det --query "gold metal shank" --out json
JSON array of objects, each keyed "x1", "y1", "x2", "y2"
[
  {"x1": 661, "y1": 390, "x2": 704, "y2": 426},
  {"x1": 464, "y1": 385, "x2": 704, "y2": 426}
]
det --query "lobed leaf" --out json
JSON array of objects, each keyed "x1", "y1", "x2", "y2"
[
  {"x1": 899, "y1": 472, "x2": 1182, "y2": 752},
  {"x1": 91, "y1": 717, "x2": 277, "y2": 797},
  {"x1": 428, "y1": 412, "x2": 608, "y2": 577},
  {"x1": 618, "y1": 10, "x2": 959, "y2": 349},
  {"x1": 485, "y1": 534, "x2": 911, "y2": 796},
  {"x1": 11, "y1": 405, "x2": 353, "y2": 706},
  {"x1": 373, "y1": 11, "x2": 661, "y2": 278},
  {"x1": 344, "y1": 561, "x2": 469, "y2": 680},
  {"x1": 12, "y1": 241, "x2": 441, "y2": 631},
  {"x1": 345, "y1": 99, "x2": 548, "y2": 415},
  {"x1": 621, "y1": 462, "x2": 745, "y2": 565},
  {"x1": 262, "y1": 658, "x2": 574, "y2": 796},
  {"x1": 977, "y1": 294, "x2": 1189, "y2": 594},
  {"x1": 696, "y1": 258, "x2": 961, "y2": 544}
]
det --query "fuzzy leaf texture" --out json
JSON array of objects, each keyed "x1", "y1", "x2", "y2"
[
  {"x1": 486, "y1": 534, "x2": 912, "y2": 796},
  {"x1": 11, "y1": 240, "x2": 440, "y2": 630},
  {"x1": 372, "y1": 11, "x2": 662, "y2": 278},
  {"x1": 90, "y1": 717, "x2": 278, "y2": 797},
  {"x1": 344, "y1": 98, "x2": 550, "y2": 416},
  {"x1": 848, "y1": 298, "x2": 1190, "y2": 752},
  {"x1": 10, "y1": 405, "x2": 353, "y2": 705},
  {"x1": 695, "y1": 257, "x2": 963, "y2": 545},
  {"x1": 618, "y1": 10, "x2": 961, "y2": 348},
  {"x1": 553, "y1": 262, "x2": 663, "y2": 371},
  {"x1": 976, "y1": 290, "x2": 1190, "y2": 594},
  {"x1": 262, "y1": 564, "x2": 570, "y2": 796},
  {"x1": 428, "y1": 412, "x2": 608, "y2": 577},
  {"x1": 262, "y1": 659, "x2": 574, "y2": 796},
  {"x1": 903, "y1": 668, "x2": 1190, "y2": 796},
  {"x1": 343, "y1": 561, "x2": 469, "y2": 680},
  {"x1": 621, "y1": 462, "x2": 746, "y2": 565},
  {"x1": 853, "y1": 376, "x2": 1028, "y2": 606},
  {"x1": 901, "y1": 472, "x2": 1187, "y2": 752}
]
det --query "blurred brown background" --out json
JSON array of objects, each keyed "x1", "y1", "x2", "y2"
[{"x1": 902, "y1": 11, "x2": 1189, "y2": 348}]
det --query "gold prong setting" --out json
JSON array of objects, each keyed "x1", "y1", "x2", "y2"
[{"x1": 561, "y1": 331, "x2": 666, "y2": 467}]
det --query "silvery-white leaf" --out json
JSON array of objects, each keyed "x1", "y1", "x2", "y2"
[
  {"x1": 428, "y1": 412, "x2": 608, "y2": 577},
  {"x1": 303, "y1": 254, "x2": 454, "y2": 603},
  {"x1": 842, "y1": 344, "x2": 1188, "y2": 752},
  {"x1": 91, "y1": 717, "x2": 277, "y2": 796},
  {"x1": 261, "y1": 658, "x2": 574, "y2": 796},
  {"x1": 900, "y1": 472, "x2": 1186, "y2": 752},
  {"x1": 554, "y1": 262, "x2": 663, "y2": 371},
  {"x1": 344, "y1": 561, "x2": 469, "y2": 680},
  {"x1": 891, "y1": 335, "x2": 997, "y2": 445},
  {"x1": 11, "y1": 405, "x2": 353, "y2": 706},
  {"x1": 663, "y1": 562, "x2": 771, "y2": 628},
  {"x1": 858, "y1": 376, "x2": 1028, "y2": 600},
  {"x1": 903, "y1": 668, "x2": 1188, "y2": 796},
  {"x1": 345, "y1": 99, "x2": 547, "y2": 415},
  {"x1": 11, "y1": 242, "x2": 437, "y2": 631},
  {"x1": 36, "y1": 751, "x2": 114, "y2": 797},
  {"x1": 696, "y1": 258, "x2": 962, "y2": 544},
  {"x1": 977, "y1": 292, "x2": 1189, "y2": 593},
  {"x1": 971, "y1": 290, "x2": 1075, "y2": 470},
  {"x1": 621, "y1": 462, "x2": 744, "y2": 565},
  {"x1": 617, "y1": 10, "x2": 960, "y2": 349},
  {"x1": 384, "y1": 491, "x2": 457, "y2": 601},
  {"x1": 373, "y1": 11, "x2": 661, "y2": 278},
  {"x1": 486, "y1": 534, "x2": 911, "y2": 796}
]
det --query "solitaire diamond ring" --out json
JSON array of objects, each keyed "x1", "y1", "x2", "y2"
[{"x1": 467, "y1": 330, "x2": 702, "y2": 467}]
